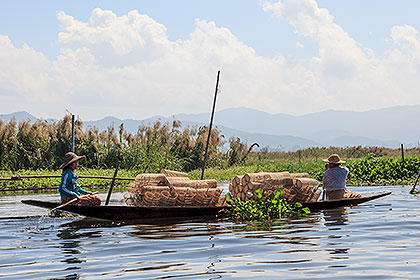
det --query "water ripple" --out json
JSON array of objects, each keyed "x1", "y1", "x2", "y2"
[{"x1": 2, "y1": 187, "x2": 420, "y2": 279}]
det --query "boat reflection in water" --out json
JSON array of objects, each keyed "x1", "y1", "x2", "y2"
[
  {"x1": 58, "y1": 216, "x2": 228, "y2": 280},
  {"x1": 323, "y1": 207, "x2": 351, "y2": 263},
  {"x1": 323, "y1": 207, "x2": 349, "y2": 227}
]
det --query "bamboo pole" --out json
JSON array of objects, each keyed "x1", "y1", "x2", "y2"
[
  {"x1": 0, "y1": 175, "x2": 135, "y2": 181},
  {"x1": 0, "y1": 187, "x2": 58, "y2": 192},
  {"x1": 401, "y1": 143, "x2": 405, "y2": 163},
  {"x1": 409, "y1": 168, "x2": 420, "y2": 194},
  {"x1": 71, "y1": 114, "x2": 75, "y2": 153},
  {"x1": 105, "y1": 160, "x2": 119, "y2": 205},
  {"x1": 201, "y1": 70, "x2": 220, "y2": 180}
]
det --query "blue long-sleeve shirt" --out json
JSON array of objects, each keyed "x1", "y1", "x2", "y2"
[
  {"x1": 322, "y1": 166, "x2": 349, "y2": 191},
  {"x1": 59, "y1": 168, "x2": 87, "y2": 199}
]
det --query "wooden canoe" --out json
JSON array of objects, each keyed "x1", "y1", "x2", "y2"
[
  {"x1": 302, "y1": 191, "x2": 391, "y2": 211},
  {"x1": 21, "y1": 191, "x2": 391, "y2": 221},
  {"x1": 21, "y1": 200, "x2": 229, "y2": 221}
]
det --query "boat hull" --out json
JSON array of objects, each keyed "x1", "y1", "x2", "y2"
[
  {"x1": 21, "y1": 200, "x2": 229, "y2": 220},
  {"x1": 21, "y1": 192, "x2": 391, "y2": 221},
  {"x1": 302, "y1": 191, "x2": 391, "y2": 211}
]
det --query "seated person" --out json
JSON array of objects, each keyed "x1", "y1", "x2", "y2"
[
  {"x1": 322, "y1": 154, "x2": 361, "y2": 200},
  {"x1": 59, "y1": 152, "x2": 101, "y2": 206}
]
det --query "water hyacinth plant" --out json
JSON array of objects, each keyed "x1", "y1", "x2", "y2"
[{"x1": 225, "y1": 188, "x2": 311, "y2": 222}]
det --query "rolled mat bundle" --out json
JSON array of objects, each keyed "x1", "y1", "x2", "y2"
[
  {"x1": 291, "y1": 172, "x2": 310, "y2": 185},
  {"x1": 289, "y1": 178, "x2": 322, "y2": 203},
  {"x1": 124, "y1": 170, "x2": 222, "y2": 207},
  {"x1": 161, "y1": 169, "x2": 188, "y2": 178},
  {"x1": 229, "y1": 171, "x2": 320, "y2": 203},
  {"x1": 241, "y1": 172, "x2": 293, "y2": 186},
  {"x1": 166, "y1": 177, "x2": 218, "y2": 189},
  {"x1": 135, "y1": 173, "x2": 169, "y2": 186}
]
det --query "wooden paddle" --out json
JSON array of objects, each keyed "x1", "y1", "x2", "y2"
[{"x1": 52, "y1": 192, "x2": 98, "y2": 211}]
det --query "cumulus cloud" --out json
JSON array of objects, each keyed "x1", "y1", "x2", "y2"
[
  {"x1": 264, "y1": 0, "x2": 414, "y2": 109},
  {"x1": 1, "y1": 4, "x2": 420, "y2": 120},
  {"x1": 0, "y1": 36, "x2": 51, "y2": 101}
]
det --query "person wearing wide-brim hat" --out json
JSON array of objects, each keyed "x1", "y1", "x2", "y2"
[
  {"x1": 322, "y1": 154, "x2": 361, "y2": 200},
  {"x1": 58, "y1": 152, "x2": 101, "y2": 206}
]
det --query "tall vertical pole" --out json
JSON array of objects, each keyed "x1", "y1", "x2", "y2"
[
  {"x1": 401, "y1": 143, "x2": 404, "y2": 163},
  {"x1": 105, "y1": 159, "x2": 120, "y2": 205},
  {"x1": 201, "y1": 70, "x2": 220, "y2": 180},
  {"x1": 71, "y1": 114, "x2": 75, "y2": 153},
  {"x1": 410, "y1": 168, "x2": 420, "y2": 194}
]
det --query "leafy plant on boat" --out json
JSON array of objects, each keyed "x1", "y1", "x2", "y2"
[{"x1": 225, "y1": 188, "x2": 311, "y2": 222}]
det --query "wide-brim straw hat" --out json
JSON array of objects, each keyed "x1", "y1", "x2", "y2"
[
  {"x1": 323, "y1": 154, "x2": 345, "y2": 164},
  {"x1": 60, "y1": 152, "x2": 86, "y2": 169}
]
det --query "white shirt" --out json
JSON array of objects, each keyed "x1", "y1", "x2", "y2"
[{"x1": 322, "y1": 166, "x2": 349, "y2": 191}]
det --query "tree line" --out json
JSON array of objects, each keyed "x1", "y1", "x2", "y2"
[{"x1": 0, "y1": 115, "x2": 250, "y2": 172}]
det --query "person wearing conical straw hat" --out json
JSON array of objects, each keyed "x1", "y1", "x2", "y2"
[
  {"x1": 322, "y1": 154, "x2": 361, "y2": 200},
  {"x1": 59, "y1": 152, "x2": 101, "y2": 206}
]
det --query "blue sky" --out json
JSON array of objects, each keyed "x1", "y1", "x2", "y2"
[
  {"x1": 3, "y1": 0, "x2": 420, "y2": 58},
  {"x1": 1, "y1": 0, "x2": 420, "y2": 120},
  {"x1": 1, "y1": 1, "x2": 296, "y2": 58}
]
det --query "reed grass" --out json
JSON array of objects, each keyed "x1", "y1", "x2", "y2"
[{"x1": 1, "y1": 115, "x2": 420, "y2": 191}]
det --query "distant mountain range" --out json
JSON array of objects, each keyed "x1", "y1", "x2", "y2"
[{"x1": 2, "y1": 105, "x2": 419, "y2": 151}]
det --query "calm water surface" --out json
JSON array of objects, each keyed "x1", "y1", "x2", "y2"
[{"x1": 1, "y1": 186, "x2": 420, "y2": 279}]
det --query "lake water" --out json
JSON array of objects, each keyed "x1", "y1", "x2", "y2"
[{"x1": 1, "y1": 185, "x2": 420, "y2": 279}]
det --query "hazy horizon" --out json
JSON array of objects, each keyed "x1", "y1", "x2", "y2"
[
  {"x1": 2, "y1": 103, "x2": 420, "y2": 122},
  {"x1": 3, "y1": 105, "x2": 420, "y2": 150}
]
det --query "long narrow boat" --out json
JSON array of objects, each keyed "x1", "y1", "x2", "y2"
[
  {"x1": 21, "y1": 191, "x2": 391, "y2": 221},
  {"x1": 302, "y1": 191, "x2": 391, "y2": 211}
]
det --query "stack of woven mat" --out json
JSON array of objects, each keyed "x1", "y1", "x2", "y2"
[
  {"x1": 229, "y1": 172, "x2": 321, "y2": 203},
  {"x1": 124, "y1": 169, "x2": 222, "y2": 206}
]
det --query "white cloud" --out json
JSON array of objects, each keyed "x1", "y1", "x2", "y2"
[
  {"x1": 264, "y1": 0, "x2": 414, "y2": 110},
  {"x1": 0, "y1": 36, "x2": 51, "y2": 101},
  {"x1": 57, "y1": 9, "x2": 170, "y2": 56},
  {"x1": 1, "y1": 4, "x2": 420, "y2": 120}
]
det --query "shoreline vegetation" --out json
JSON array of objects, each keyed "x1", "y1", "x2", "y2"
[
  {"x1": 1, "y1": 152, "x2": 419, "y2": 194},
  {"x1": 1, "y1": 115, "x2": 419, "y2": 193}
]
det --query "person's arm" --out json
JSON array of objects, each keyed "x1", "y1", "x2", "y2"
[
  {"x1": 344, "y1": 166, "x2": 350, "y2": 178},
  {"x1": 78, "y1": 186, "x2": 91, "y2": 195},
  {"x1": 74, "y1": 179, "x2": 89, "y2": 195},
  {"x1": 322, "y1": 170, "x2": 331, "y2": 191}
]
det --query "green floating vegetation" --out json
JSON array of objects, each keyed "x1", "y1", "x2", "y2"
[
  {"x1": 409, "y1": 188, "x2": 420, "y2": 195},
  {"x1": 192, "y1": 154, "x2": 420, "y2": 186},
  {"x1": 225, "y1": 188, "x2": 311, "y2": 222},
  {"x1": 0, "y1": 168, "x2": 136, "y2": 193},
  {"x1": 346, "y1": 155, "x2": 420, "y2": 185},
  {"x1": 48, "y1": 209, "x2": 79, "y2": 218}
]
